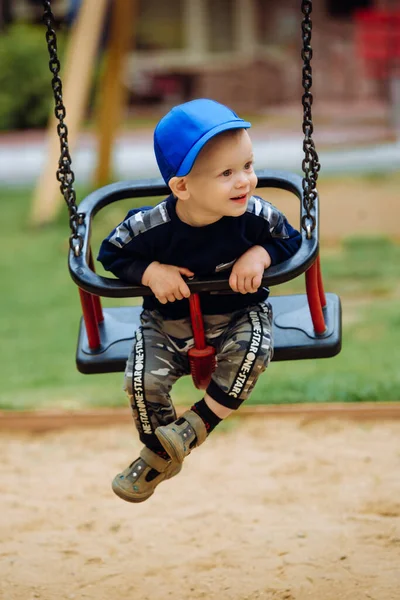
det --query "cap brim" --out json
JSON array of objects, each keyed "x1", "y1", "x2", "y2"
[{"x1": 175, "y1": 120, "x2": 251, "y2": 178}]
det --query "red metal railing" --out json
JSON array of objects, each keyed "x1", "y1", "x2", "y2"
[
  {"x1": 79, "y1": 249, "x2": 104, "y2": 350},
  {"x1": 305, "y1": 255, "x2": 327, "y2": 335}
]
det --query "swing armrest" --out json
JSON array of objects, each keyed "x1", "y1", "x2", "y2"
[{"x1": 68, "y1": 170, "x2": 318, "y2": 298}]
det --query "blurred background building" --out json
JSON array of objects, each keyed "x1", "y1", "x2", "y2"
[{"x1": 2, "y1": 0, "x2": 399, "y2": 115}]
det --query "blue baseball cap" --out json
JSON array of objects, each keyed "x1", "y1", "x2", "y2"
[{"x1": 154, "y1": 98, "x2": 251, "y2": 184}]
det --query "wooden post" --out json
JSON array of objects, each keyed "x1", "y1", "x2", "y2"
[
  {"x1": 183, "y1": 0, "x2": 207, "y2": 57},
  {"x1": 234, "y1": 0, "x2": 257, "y2": 57},
  {"x1": 94, "y1": 0, "x2": 137, "y2": 188},
  {"x1": 30, "y1": 0, "x2": 108, "y2": 226}
]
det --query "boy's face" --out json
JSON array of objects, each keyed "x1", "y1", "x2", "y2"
[{"x1": 176, "y1": 129, "x2": 257, "y2": 225}]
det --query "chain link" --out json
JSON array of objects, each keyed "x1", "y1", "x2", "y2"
[
  {"x1": 42, "y1": 0, "x2": 83, "y2": 256},
  {"x1": 301, "y1": 0, "x2": 321, "y2": 238}
]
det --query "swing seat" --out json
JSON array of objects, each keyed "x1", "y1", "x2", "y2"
[
  {"x1": 69, "y1": 170, "x2": 342, "y2": 375},
  {"x1": 76, "y1": 293, "x2": 341, "y2": 374}
]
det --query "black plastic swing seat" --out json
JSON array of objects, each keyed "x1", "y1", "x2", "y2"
[
  {"x1": 70, "y1": 170, "x2": 342, "y2": 374},
  {"x1": 76, "y1": 293, "x2": 341, "y2": 374}
]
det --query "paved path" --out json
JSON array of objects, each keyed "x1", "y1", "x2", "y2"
[{"x1": 0, "y1": 126, "x2": 399, "y2": 186}]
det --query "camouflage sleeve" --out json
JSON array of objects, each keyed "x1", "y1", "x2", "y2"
[
  {"x1": 248, "y1": 196, "x2": 302, "y2": 265},
  {"x1": 97, "y1": 207, "x2": 154, "y2": 284}
]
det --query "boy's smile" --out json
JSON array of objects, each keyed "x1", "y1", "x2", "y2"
[
  {"x1": 230, "y1": 193, "x2": 248, "y2": 204},
  {"x1": 171, "y1": 129, "x2": 258, "y2": 227}
]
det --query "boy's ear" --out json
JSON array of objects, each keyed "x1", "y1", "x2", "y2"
[{"x1": 169, "y1": 176, "x2": 189, "y2": 200}]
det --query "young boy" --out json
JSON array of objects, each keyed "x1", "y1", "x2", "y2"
[{"x1": 98, "y1": 99, "x2": 301, "y2": 503}]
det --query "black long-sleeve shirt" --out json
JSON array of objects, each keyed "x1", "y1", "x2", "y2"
[{"x1": 98, "y1": 194, "x2": 301, "y2": 319}]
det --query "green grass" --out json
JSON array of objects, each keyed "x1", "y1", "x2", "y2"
[
  {"x1": 1, "y1": 185, "x2": 400, "y2": 410},
  {"x1": 278, "y1": 236, "x2": 400, "y2": 298}
]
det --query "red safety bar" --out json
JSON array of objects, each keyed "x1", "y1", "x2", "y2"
[
  {"x1": 88, "y1": 250, "x2": 104, "y2": 324},
  {"x1": 305, "y1": 255, "x2": 327, "y2": 336},
  {"x1": 79, "y1": 288, "x2": 101, "y2": 349},
  {"x1": 79, "y1": 250, "x2": 104, "y2": 350}
]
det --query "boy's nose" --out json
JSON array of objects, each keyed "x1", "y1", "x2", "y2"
[{"x1": 235, "y1": 173, "x2": 248, "y2": 188}]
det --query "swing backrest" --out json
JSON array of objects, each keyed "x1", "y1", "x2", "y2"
[{"x1": 69, "y1": 170, "x2": 318, "y2": 298}]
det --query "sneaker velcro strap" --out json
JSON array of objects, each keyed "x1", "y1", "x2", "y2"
[
  {"x1": 183, "y1": 410, "x2": 208, "y2": 446},
  {"x1": 140, "y1": 447, "x2": 170, "y2": 472}
]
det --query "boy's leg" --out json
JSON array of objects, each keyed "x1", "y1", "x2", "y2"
[
  {"x1": 205, "y1": 301, "x2": 274, "y2": 415},
  {"x1": 113, "y1": 310, "x2": 190, "y2": 502},
  {"x1": 155, "y1": 303, "x2": 274, "y2": 462},
  {"x1": 124, "y1": 311, "x2": 189, "y2": 455}
]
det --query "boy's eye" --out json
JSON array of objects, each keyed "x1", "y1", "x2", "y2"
[
  {"x1": 222, "y1": 169, "x2": 232, "y2": 177},
  {"x1": 244, "y1": 161, "x2": 253, "y2": 170}
]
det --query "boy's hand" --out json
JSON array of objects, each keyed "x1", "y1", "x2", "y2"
[
  {"x1": 142, "y1": 262, "x2": 194, "y2": 304},
  {"x1": 229, "y1": 246, "x2": 271, "y2": 294}
]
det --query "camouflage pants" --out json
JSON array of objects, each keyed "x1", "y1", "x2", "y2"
[{"x1": 124, "y1": 302, "x2": 273, "y2": 447}]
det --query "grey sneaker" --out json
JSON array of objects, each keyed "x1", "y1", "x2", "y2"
[
  {"x1": 155, "y1": 409, "x2": 208, "y2": 463},
  {"x1": 111, "y1": 446, "x2": 182, "y2": 503}
]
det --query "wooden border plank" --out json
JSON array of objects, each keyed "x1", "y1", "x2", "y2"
[{"x1": 1, "y1": 403, "x2": 400, "y2": 433}]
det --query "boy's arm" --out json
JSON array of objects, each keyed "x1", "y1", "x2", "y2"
[
  {"x1": 98, "y1": 238, "x2": 152, "y2": 285},
  {"x1": 247, "y1": 197, "x2": 301, "y2": 265},
  {"x1": 230, "y1": 200, "x2": 301, "y2": 294},
  {"x1": 97, "y1": 208, "x2": 154, "y2": 285},
  {"x1": 258, "y1": 214, "x2": 301, "y2": 266},
  {"x1": 98, "y1": 208, "x2": 194, "y2": 303}
]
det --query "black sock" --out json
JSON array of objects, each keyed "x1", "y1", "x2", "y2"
[
  {"x1": 143, "y1": 436, "x2": 170, "y2": 480},
  {"x1": 146, "y1": 436, "x2": 170, "y2": 461},
  {"x1": 191, "y1": 398, "x2": 222, "y2": 435}
]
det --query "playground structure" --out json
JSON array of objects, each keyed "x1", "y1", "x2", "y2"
[
  {"x1": 355, "y1": 8, "x2": 400, "y2": 136},
  {"x1": 355, "y1": 8, "x2": 400, "y2": 81}
]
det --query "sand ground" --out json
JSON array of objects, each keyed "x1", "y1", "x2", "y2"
[{"x1": 1, "y1": 416, "x2": 400, "y2": 600}]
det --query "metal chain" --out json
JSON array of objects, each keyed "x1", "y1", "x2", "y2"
[
  {"x1": 301, "y1": 0, "x2": 321, "y2": 239},
  {"x1": 42, "y1": 0, "x2": 83, "y2": 256},
  {"x1": 43, "y1": 0, "x2": 319, "y2": 245}
]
